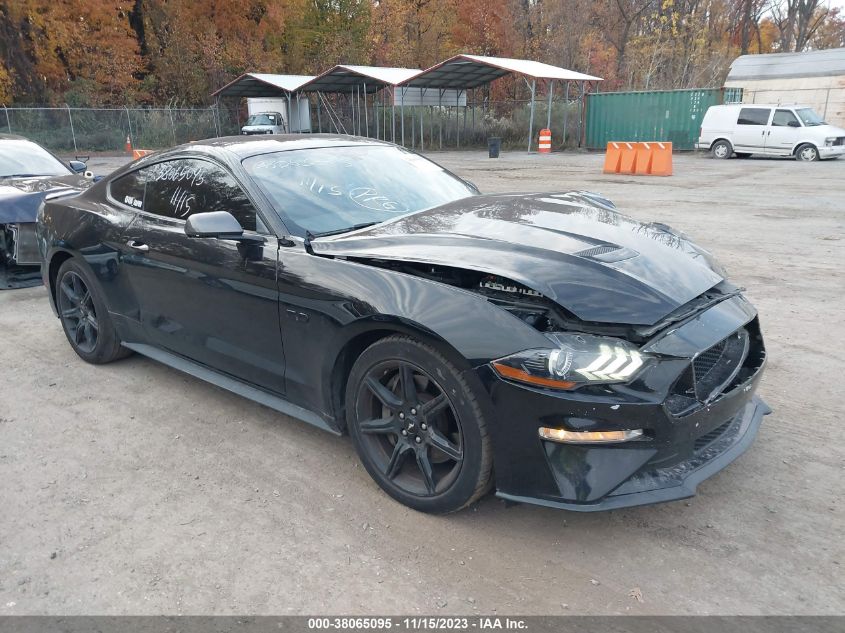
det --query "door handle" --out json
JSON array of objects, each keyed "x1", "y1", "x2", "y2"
[{"x1": 126, "y1": 239, "x2": 149, "y2": 252}]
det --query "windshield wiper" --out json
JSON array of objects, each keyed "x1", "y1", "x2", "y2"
[
  {"x1": 310, "y1": 222, "x2": 382, "y2": 238},
  {"x1": 2, "y1": 173, "x2": 49, "y2": 178}
]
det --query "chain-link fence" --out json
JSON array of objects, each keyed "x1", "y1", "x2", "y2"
[
  {"x1": 1, "y1": 97, "x2": 585, "y2": 154},
  {"x1": 0, "y1": 105, "x2": 241, "y2": 154},
  {"x1": 309, "y1": 97, "x2": 586, "y2": 152}
]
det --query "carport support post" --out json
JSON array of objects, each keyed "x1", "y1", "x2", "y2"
[
  {"x1": 546, "y1": 80, "x2": 554, "y2": 131},
  {"x1": 391, "y1": 88, "x2": 396, "y2": 143},
  {"x1": 400, "y1": 87, "x2": 405, "y2": 147},
  {"x1": 65, "y1": 104, "x2": 78, "y2": 153},
  {"x1": 420, "y1": 89, "x2": 426, "y2": 151},
  {"x1": 286, "y1": 92, "x2": 293, "y2": 132},
  {"x1": 527, "y1": 79, "x2": 536, "y2": 153},
  {"x1": 439, "y1": 90, "x2": 443, "y2": 150},
  {"x1": 578, "y1": 81, "x2": 586, "y2": 148},
  {"x1": 562, "y1": 82, "x2": 570, "y2": 147},
  {"x1": 317, "y1": 93, "x2": 322, "y2": 133},
  {"x1": 456, "y1": 89, "x2": 460, "y2": 148},
  {"x1": 363, "y1": 82, "x2": 369, "y2": 137}
]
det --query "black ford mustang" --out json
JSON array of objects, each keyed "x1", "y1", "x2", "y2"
[{"x1": 37, "y1": 135, "x2": 769, "y2": 513}]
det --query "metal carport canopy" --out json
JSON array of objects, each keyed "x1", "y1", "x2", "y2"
[
  {"x1": 401, "y1": 54, "x2": 603, "y2": 88},
  {"x1": 400, "y1": 54, "x2": 603, "y2": 153},
  {"x1": 211, "y1": 73, "x2": 315, "y2": 98},
  {"x1": 297, "y1": 65, "x2": 421, "y2": 93}
]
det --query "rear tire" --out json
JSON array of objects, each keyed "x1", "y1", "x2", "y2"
[
  {"x1": 711, "y1": 140, "x2": 732, "y2": 159},
  {"x1": 796, "y1": 143, "x2": 819, "y2": 162},
  {"x1": 56, "y1": 258, "x2": 130, "y2": 364},
  {"x1": 345, "y1": 335, "x2": 493, "y2": 513}
]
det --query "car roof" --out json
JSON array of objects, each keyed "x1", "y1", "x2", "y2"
[
  {"x1": 164, "y1": 134, "x2": 393, "y2": 160},
  {"x1": 711, "y1": 104, "x2": 809, "y2": 109},
  {"x1": 0, "y1": 133, "x2": 37, "y2": 142}
]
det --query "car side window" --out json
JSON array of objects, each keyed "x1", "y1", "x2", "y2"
[
  {"x1": 737, "y1": 108, "x2": 771, "y2": 126},
  {"x1": 109, "y1": 169, "x2": 147, "y2": 210},
  {"x1": 772, "y1": 109, "x2": 799, "y2": 127},
  {"x1": 142, "y1": 158, "x2": 262, "y2": 232}
]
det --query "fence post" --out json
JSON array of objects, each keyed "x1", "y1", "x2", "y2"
[
  {"x1": 124, "y1": 106, "x2": 134, "y2": 149},
  {"x1": 65, "y1": 104, "x2": 78, "y2": 153},
  {"x1": 168, "y1": 106, "x2": 176, "y2": 144},
  {"x1": 3, "y1": 104, "x2": 10, "y2": 133}
]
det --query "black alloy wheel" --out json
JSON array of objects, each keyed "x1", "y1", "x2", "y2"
[
  {"x1": 56, "y1": 259, "x2": 130, "y2": 364},
  {"x1": 347, "y1": 336, "x2": 492, "y2": 513},
  {"x1": 58, "y1": 270, "x2": 99, "y2": 354}
]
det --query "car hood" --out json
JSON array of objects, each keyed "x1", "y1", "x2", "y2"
[
  {"x1": 0, "y1": 174, "x2": 92, "y2": 223},
  {"x1": 311, "y1": 192, "x2": 726, "y2": 326},
  {"x1": 814, "y1": 123, "x2": 845, "y2": 136}
]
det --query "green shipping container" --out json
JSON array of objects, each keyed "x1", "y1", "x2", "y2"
[{"x1": 585, "y1": 88, "x2": 724, "y2": 151}]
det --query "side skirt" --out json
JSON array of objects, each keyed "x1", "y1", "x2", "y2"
[{"x1": 122, "y1": 342, "x2": 340, "y2": 436}]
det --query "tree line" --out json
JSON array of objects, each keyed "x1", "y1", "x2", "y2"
[{"x1": 1, "y1": 0, "x2": 843, "y2": 106}]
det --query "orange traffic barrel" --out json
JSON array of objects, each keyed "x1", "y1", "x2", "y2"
[{"x1": 538, "y1": 128, "x2": 552, "y2": 154}]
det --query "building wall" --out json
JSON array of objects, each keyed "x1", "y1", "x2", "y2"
[{"x1": 724, "y1": 75, "x2": 845, "y2": 127}]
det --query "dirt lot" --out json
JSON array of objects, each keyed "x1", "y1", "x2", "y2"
[{"x1": 1, "y1": 150, "x2": 843, "y2": 615}]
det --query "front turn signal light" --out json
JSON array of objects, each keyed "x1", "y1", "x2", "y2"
[{"x1": 539, "y1": 427, "x2": 644, "y2": 444}]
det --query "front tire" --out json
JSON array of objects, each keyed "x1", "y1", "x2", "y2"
[
  {"x1": 345, "y1": 335, "x2": 493, "y2": 513},
  {"x1": 56, "y1": 258, "x2": 129, "y2": 364},
  {"x1": 711, "y1": 140, "x2": 732, "y2": 159},
  {"x1": 796, "y1": 143, "x2": 819, "y2": 162}
]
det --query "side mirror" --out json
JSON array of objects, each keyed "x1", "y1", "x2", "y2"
[
  {"x1": 69, "y1": 160, "x2": 87, "y2": 173},
  {"x1": 185, "y1": 211, "x2": 244, "y2": 239},
  {"x1": 788, "y1": 120, "x2": 801, "y2": 128}
]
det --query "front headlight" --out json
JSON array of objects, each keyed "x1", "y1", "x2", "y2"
[
  {"x1": 491, "y1": 333, "x2": 652, "y2": 390},
  {"x1": 825, "y1": 137, "x2": 837, "y2": 146}
]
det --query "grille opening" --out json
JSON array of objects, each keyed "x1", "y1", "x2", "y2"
[
  {"x1": 694, "y1": 419, "x2": 733, "y2": 451},
  {"x1": 667, "y1": 320, "x2": 764, "y2": 416}
]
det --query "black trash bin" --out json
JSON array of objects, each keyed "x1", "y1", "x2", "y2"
[{"x1": 488, "y1": 137, "x2": 501, "y2": 158}]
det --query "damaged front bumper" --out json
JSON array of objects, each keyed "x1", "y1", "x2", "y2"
[{"x1": 479, "y1": 294, "x2": 770, "y2": 512}]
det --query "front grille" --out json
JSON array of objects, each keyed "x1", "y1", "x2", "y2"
[
  {"x1": 667, "y1": 326, "x2": 754, "y2": 415},
  {"x1": 834, "y1": 137, "x2": 845, "y2": 146},
  {"x1": 692, "y1": 328, "x2": 750, "y2": 402}
]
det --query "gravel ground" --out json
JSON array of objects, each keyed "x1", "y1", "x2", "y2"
[{"x1": 1, "y1": 150, "x2": 843, "y2": 615}]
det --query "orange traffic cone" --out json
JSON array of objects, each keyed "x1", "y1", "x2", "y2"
[{"x1": 125, "y1": 135, "x2": 132, "y2": 154}]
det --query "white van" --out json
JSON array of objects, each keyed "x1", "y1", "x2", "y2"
[
  {"x1": 241, "y1": 112, "x2": 286, "y2": 136},
  {"x1": 697, "y1": 104, "x2": 845, "y2": 161}
]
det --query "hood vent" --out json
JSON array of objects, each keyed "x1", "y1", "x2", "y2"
[{"x1": 575, "y1": 244, "x2": 639, "y2": 263}]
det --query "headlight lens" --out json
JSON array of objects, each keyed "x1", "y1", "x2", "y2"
[
  {"x1": 825, "y1": 137, "x2": 837, "y2": 146},
  {"x1": 491, "y1": 333, "x2": 652, "y2": 390}
]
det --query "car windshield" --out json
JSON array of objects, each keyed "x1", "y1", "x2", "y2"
[
  {"x1": 245, "y1": 114, "x2": 280, "y2": 126},
  {"x1": 796, "y1": 108, "x2": 825, "y2": 126},
  {"x1": 242, "y1": 145, "x2": 477, "y2": 236},
  {"x1": 0, "y1": 139, "x2": 71, "y2": 178}
]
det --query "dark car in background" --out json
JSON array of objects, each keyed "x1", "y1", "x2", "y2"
[
  {"x1": 0, "y1": 134, "x2": 93, "y2": 288},
  {"x1": 37, "y1": 135, "x2": 769, "y2": 513}
]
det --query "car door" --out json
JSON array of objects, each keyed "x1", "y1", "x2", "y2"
[
  {"x1": 766, "y1": 109, "x2": 802, "y2": 156},
  {"x1": 733, "y1": 107, "x2": 772, "y2": 153},
  {"x1": 119, "y1": 157, "x2": 286, "y2": 393}
]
